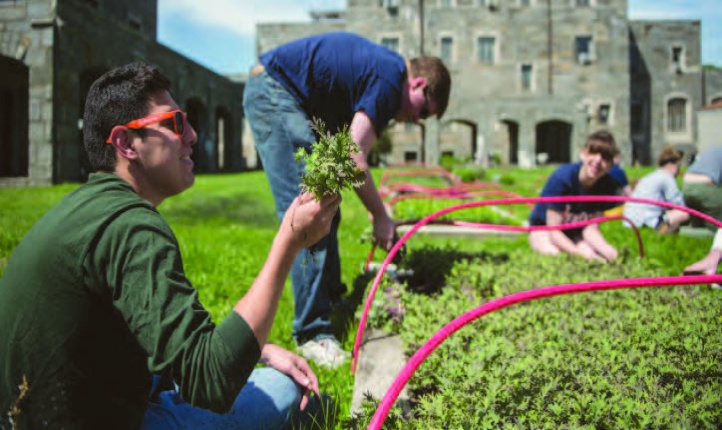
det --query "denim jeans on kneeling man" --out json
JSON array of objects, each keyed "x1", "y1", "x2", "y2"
[{"x1": 143, "y1": 368, "x2": 303, "y2": 430}]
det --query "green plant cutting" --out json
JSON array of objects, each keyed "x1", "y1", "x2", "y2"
[{"x1": 294, "y1": 118, "x2": 366, "y2": 200}]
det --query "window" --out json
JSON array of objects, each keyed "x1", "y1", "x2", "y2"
[
  {"x1": 598, "y1": 104, "x2": 610, "y2": 124},
  {"x1": 575, "y1": 36, "x2": 593, "y2": 65},
  {"x1": 404, "y1": 151, "x2": 418, "y2": 162},
  {"x1": 667, "y1": 98, "x2": 687, "y2": 133},
  {"x1": 521, "y1": 64, "x2": 533, "y2": 91},
  {"x1": 671, "y1": 46, "x2": 684, "y2": 74},
  {"x1": 477, "y1": 37, "x2": 496, "y2": 64},
  {"x1": 381, "y1": 37, "x2": 399, "y2": 53},
  {"x1": 380, "y1": 0, "x2": 398, "y2": 16},
  {"x1": 440, "y1": 37, "x2": 453, "y2": 63}
]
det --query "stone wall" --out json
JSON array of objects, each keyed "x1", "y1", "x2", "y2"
[
  {"x1": 629, "y1": 20, "x2": 704, "y2": 164},
  {"x1": 253, "y1": 0, "x2": 639, "y2": 167},
  {"x1": 0, "y1": 0, "x2": 246, "y2": 185},
  {"x1": 0, "y1": 0, "x2": 55, "y2": 185}
]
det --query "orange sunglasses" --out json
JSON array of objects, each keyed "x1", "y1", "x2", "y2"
[{"x1": 106, "y1": 110, "x2": 186, "y2": 143}]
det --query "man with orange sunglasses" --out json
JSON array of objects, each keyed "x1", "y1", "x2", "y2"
[{"x1": 0, "y1": 62, "x2": 340, "y2": 428}]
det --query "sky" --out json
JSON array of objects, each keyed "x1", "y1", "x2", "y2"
[{"x1": 157, "y1": 0, "x2": 721, "y2": 76}]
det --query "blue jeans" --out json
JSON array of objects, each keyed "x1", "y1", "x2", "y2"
[
  {"x1": 243, "y1": 70, "x2": 343, "y2": 343},
  {"x1": 142, "y1": 368, "x2": 301, "y2": 429}
]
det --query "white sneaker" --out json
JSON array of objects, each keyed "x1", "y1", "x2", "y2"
[{"x1": 297, "y1": 338, "x2": 351, "y2": 369}]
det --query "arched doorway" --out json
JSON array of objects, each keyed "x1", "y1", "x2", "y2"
[
  {"x1": 440, "y1": 119, "x2": 477, "y2": 162},
  {"x1": 535, "y1": 120, "x2": 572, "y2": 164},
  {"x1": 0, "y1": 56, "x2": 29, "y2": 177}
]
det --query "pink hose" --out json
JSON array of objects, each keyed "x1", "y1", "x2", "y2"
[
  {"x1": 381, "y1": 182, "x2": 501, "y2": 199},
  {"x1": 386, "y1": 189, "x2": 534, "y2": 213},
  {"x1": 353, "y1": 195, "x2": 722, "y2": 373},
  {"x1": 363, "y1": 215, "x2": 644, "y2": 272},
  {"x1": 366, "y1": 273, "x2": 722, "y2": 430}
]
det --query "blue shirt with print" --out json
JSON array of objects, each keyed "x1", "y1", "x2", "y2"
[{"x1": 529, "y1": 162, "x2": 619, "y2": 226}]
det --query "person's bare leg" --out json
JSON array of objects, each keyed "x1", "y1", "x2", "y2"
[
  {"x1": 666, "y1": 209, "x2": 690, "y2": 232},
  {"x1": 529, "y1": 230, "x2": 561, "y2": 256},
  {"x1": 576, "y1": 240, "x2": 606, "y2": 262}
]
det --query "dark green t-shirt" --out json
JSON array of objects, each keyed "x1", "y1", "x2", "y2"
[{"x1": 0, "y1": 174, "x2": 260, "y2": 429}]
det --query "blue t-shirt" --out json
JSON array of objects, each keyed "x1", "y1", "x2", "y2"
[
  {"x1": 260, "y1": 32, "x2": 406, "y2": 135},
  {"x1": 607, "y1": 164, "x2": 629, "y2": 187},
  {"x1": 529, "y1": 162, "x2": 619, "y2": 226}
]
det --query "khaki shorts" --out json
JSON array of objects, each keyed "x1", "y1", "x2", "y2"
[{"x1": 682, "y1": 182, "x2": 722, "y2": 230}]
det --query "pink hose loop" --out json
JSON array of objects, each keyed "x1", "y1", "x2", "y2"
[
  {"x1": 353, "y1": 195, "x2": 722, "y2": 373},
  {"x1": 386, "y1": 190, "x2": 532, "y2": 212},
  {"x1": 366, "y1": 273, "x2": 722, "y2": 430},
  {"x1": 362, "y1": 216, "x2": 644, "y2": 271}
]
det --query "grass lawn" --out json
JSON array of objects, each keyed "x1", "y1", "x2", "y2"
[{"x1": 1, "y1": 165, "x2": 719, "y2": 428}]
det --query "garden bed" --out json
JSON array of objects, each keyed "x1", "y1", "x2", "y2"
[{"x1": 352, "y1": 237, "x2": 722, "y2": 429}]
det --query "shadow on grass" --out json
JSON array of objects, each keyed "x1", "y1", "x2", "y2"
[
  {"x1": 332, "y1": 247, "x2": 510, "y2": 342},
  {"x1": 162, "y1": 195, "x2": 278, "y2": 228}
]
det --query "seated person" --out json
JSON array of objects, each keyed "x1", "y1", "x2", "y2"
[
  {"x1": 623, "y1": 145, "x2": 689, "y2": 233},
  {"x1": 0, "y1": 63, "x2": 341, "y2": 429},
  {"x1": 529, "y1": 130, "x2": 620, "y2": 262},
  {"x1": 682, "y1": 147, "x2": 722, "y2": 231}
]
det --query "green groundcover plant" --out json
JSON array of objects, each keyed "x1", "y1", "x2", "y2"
[
  {"x1": 1, "y1": 166, "x2": 717, "y2": 430},
  {"x1": 355, "y1": 242, "x2": 722, "y2": 429}
]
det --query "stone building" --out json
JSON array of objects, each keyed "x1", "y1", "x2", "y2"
[
  {"x1": 697, "y1": 100, "x2": 722, "y2": 154},
  {"x1": 255, "y1": 0, "x2": 722, "y2": 167},
  {"x1": 0, "y1": 0, "x2": 246, "y2": 186}
]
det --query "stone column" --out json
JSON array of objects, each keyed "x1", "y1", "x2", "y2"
[{"x1": 423, "y1": 118, "x2": 441, "y2": 165}]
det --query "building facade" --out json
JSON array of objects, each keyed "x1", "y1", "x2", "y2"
[
  {"x1": 255, "y1": 0, "x2": 722, "y2": 167},
  {"x1": 0, "y1": 0, "x2": 247, "y2": 186}
]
